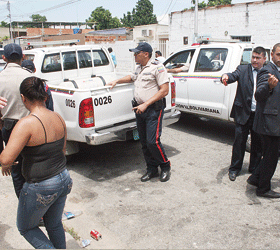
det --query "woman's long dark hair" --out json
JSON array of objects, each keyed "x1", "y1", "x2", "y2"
[{"x1": 20, "y1": 77, "x2": 48, "y2": 102}]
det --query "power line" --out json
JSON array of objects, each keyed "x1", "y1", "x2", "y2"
[
  {"x1": 158, "y1": 0, "x2": 177, "y2": 23},
  {"x1": 13, "y1": 0, "x2": 82, "y2": 17}
]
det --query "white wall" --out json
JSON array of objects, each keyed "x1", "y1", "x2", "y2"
[
  {"x1": 103, "y1": 40, "x2": 136, "y2": 72},
  {"x1": 169, "y1": 0, "x2": 280, "y2": 53}
]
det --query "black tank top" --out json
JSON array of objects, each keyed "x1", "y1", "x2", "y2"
[{"x1": 21, "y1": 114, "x2": 66, "y2": 183}]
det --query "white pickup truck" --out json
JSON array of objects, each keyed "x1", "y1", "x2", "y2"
[
  {"x1": 164, "y1": 42, "x2": 271, "y2": 121},
  {"x1": 24, "y1": 45, "x2": 180, "y2": 155}
]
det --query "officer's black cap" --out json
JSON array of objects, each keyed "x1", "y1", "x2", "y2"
[
  {"x1": 4, "y1": 43, "x2": 23, "y2": 60},
  {"x1": 129, "y1": 42, "x2": 153, "y2": 53},
  {"x1": 22, "y1": 60, "x2": 35, "y2": 72}
]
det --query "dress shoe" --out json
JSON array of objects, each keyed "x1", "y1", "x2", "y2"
[
  {"x1": 141, "y1": 172, "x2": 159, "y2": 182},
  {"x1": 228, "y1": 172, "x2": 237, "y2": 181},
  {"x1": 160, "y1": 169, "x2": 171, "y2": 182},
  {"x1": 247, "y1": 178, "x2": 258, "y2": 187},
  {"x1": 256, "y1": 190, "x2": 280, "y2": 198}
]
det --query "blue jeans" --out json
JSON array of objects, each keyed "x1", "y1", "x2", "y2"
[{"x1": 17, "y1": 169, "x2": 73, "y2": 249}]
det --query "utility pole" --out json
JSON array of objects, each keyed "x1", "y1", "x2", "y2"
[
  {"x1": 7, "y1": 1, "x2": 13, "y2": 41},
  {"x1": 194, "y1": 0, "x2": 198, "y2": 43}
]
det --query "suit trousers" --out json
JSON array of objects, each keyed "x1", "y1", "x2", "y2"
[
  {"x1": 2, "y1": 126, "x2": 25, "y2": 198},
  {"x1": 229, "y1": 112, "x2": 262, "y2": 174},
  {"x1": 136, "y1": 107, "x2": 170, "y2": 174},
  {"x1": 252, "y1": 135, "x2": 280, "y2": 195}
]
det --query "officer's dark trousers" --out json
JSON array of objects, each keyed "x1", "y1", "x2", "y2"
[
  {"x1": 2, "y1": 126, "x2": 25, "y2": 198},
  {"x1": 229, "y1": 112, "x2": 262, "y2": 174},
  {"x1": 252, "y1": 135, "x2": 280, "y2": 195},
  {"x1": 136, "y1": 107, "x2": 170, "y2": 174}
]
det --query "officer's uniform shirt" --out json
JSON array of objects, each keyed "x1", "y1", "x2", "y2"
[
  {"x1": 130, "y1": 59, "x2": 169, "y2": 104},
  {"x1": 0, "y1": 63, "x2": 33, "y2": 120}
]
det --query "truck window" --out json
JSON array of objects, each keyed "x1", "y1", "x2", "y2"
[
  {"x1": 241, "y1": 48, "x2": 270, "y2": 65},
  {"x1": 62, "y1": 51, "x2": 77, "y2": 70},
  {"x1": 164, "y1": 50, "x2": 195, "y2": 71},
  {"x1": 41, "y1": 53, "x2": 62, "y2": 73},
  {"x1": 24, "y1": 54, "x2": 35, "y2": 61},
  {"x1": 241, "y1": 49, "x2": 252, "y2": 65},
  {"x1": 194, "y1": 48, "x2": 228, "y2": 72},
  {"x1": 92, "y1": 50, "x2": 109, "y2": 67},
  {"x1": 78, "y1": 50, "x2": 92, "y2": 68}
]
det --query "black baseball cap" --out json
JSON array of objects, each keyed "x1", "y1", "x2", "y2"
[
  {"x1": 22, "y1": 60, "x2": 35, "y2": 72},
  {"x1": 129, "y1": 42, "x2": 153, "y2": 53},
  {"x1": 4, "y1": 43, "x2": 23, "y2": 60}
]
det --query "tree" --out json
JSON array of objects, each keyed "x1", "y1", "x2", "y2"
[
  {"x1": 208, "y1": 0, "x2": 231, "y2": 6},
  {"x1": 0, "y1": 21, "x2": 9, "y2": 28},
  {"x1": 121, "y1": 11, "x2": 134, "y2": 28},
  {"x1": 191, "y1": 0, "x2": 231, "y2": 9},
  {"x1": 86, "y1": 6, "x2": 121, "y2": 30},
  {"x1": 31, "y1": 14, "x2": 47, "y2": 23},
  {"x1": 133, "y1": 0, "x2": 157, "y2": 26},
  {"x1": 121, "y1": 0, "x2": 157, "y2": 27},
  {"x1": 22, "y1": 14, "x2": 48, "y2": 28}
]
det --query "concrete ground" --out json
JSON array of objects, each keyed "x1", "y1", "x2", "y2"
[{"x1": 1, "y1": 113, "x2": 280, "y2": 249}]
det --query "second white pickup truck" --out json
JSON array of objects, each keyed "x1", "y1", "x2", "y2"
[
  {"x1": 164, "y1": 41, "x2": 271, "y2": 121},
  {"x1": 24, "y1": 45, "x2": 180, "y2": 155}
]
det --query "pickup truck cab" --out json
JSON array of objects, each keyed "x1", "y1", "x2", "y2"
[
  {"x1": 164, "y1": 42, "x2": 270, "y2": 121},
  {"x1": 23, "y1": 45, "x2": 180, "y2": 155}
]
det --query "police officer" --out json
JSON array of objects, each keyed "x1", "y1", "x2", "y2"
[
  {"x1": 21, "y1": 60, "x2": 54, "y2": 111},
  {"x1": 106, "y1": 42, "x2": 171, "y2": 182},
  {"x1": 0, "y1": 43, "x2": 32, "y2": 197}
]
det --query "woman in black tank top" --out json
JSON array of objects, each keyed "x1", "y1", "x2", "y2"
[{"x1": 0, "y1": 77, "x2": 72, "y2": 249}]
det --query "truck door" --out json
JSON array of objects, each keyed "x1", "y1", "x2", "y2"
[
  {"x1": 187, "y1": 47, "x2": 229, "y2": 117},
  {"x1": 164, "y1": 49, "x2": 195, "y2": 110}
]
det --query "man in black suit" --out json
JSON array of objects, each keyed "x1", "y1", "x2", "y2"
[
  {"x1": 247, "y1": 43, "x2": 280, "y2": 198},
  {"x1": 221, "y1": 47, "x2": 266, "y2": 181}
]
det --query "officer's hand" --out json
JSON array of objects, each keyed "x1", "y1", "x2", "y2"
[
  {"x1": 268, "y1": 73, "x2": 278, "y2": 90},
  {"x1": 221, "y1": 74, "x2": 228, "y2": 86},
  {"x1": 0, "y1": 96, "x2": 7, "y2": 109},
  {"x1": 132, "y1": 103, "x2": 148, "y2": 114},
  {"x1": 105, "y1": 80, "x2": 118, "y2": 90}
]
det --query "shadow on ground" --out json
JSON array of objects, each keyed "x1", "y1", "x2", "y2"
[
  {"x1": 67, "y1": 139, "x2": 180, "y2": 182},
  {"x1": 168, "y1": 112, "x2": 235, "y2": 146}
]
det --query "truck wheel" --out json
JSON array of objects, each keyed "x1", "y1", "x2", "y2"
[{"x1": 246, "y1": 133, "x2": 251, "y2": 152}]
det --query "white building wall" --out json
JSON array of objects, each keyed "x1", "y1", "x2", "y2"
[{"x1": 169, "y1": 0, "x2": 280, "y2": 54}]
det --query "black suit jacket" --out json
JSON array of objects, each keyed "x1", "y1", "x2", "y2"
[
  {"x1": 226, "y1": 64, "x2": 255, "y2": 125},
  {"x1": 253, "y1": 62, "x2": 280, "y2": 136}
]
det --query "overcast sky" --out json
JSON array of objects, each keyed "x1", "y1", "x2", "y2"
[{"x1": 0, "y1": 0, "x2": 256, "y2": 25}]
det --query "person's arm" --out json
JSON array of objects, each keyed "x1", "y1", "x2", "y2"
[
  {"x1": 255, "y1": 69, "x2": 277, "y2": 102},
  {"x1": 0, "y1": 118, "x2": 31, "y2": 176},
  {"x1": 133, "y1": 82, "x2": 169, "y2": 114},
  {"x1": 106, "y1": 75, "x2": 133, "y2": 89},
  {"x1": 221, "y1": 66, "x2": 241, "y2": 86},
  {"x1": 167, "y1": 68, "x2": 183, "y2": 73}
]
